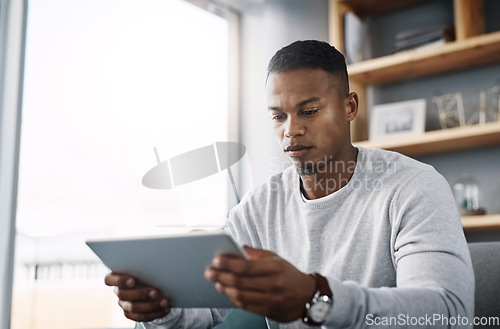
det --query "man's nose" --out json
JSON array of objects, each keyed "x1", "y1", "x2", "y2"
[{"x1": 284, "y1": 116, "x2": 305, "y2": 138}]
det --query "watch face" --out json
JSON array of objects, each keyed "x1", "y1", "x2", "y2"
[{"x1": 309, "y1": 301, "x2": 331, "y2": 322}]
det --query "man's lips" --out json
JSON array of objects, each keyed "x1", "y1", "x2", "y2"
[{"x1": 284, "y1": 145, "x2": 313, "y2": 157}]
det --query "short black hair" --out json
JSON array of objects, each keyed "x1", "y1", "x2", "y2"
[{"x1": 267, "y1": 40, "x2": 349, "y2": 96}]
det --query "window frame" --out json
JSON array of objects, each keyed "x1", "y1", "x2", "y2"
[
  {"x1": 0, "y1": 0, "x2": 28, "y2": 328},
  {"x1": 4, "y1": 0, "x2": 241, "y2": 327}
]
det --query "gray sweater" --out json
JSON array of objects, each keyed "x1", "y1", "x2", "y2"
[{"x1": 144, "y1": 147, "x2": 474, "y2": 329}]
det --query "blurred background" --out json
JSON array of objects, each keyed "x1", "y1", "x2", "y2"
[{"x1": 1, "y1": 0, "x2": 499, "y2": 328}]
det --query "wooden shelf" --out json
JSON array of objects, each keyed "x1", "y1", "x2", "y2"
[
  {"x1": 354, "y1": 121, "x2": 500, "y2": 157},
  {"x1": 348, "y1": 31, "x2": 500, "y2": 85},
  {"x1": 462, "y1": 214, "x2": 500, "y2": 231},
  {"x1": 339, "y1": 0, "x2": 431, "y2": 16},
  {"x1": 331, "y1": 1, "x2": 500, "y2": 233}
]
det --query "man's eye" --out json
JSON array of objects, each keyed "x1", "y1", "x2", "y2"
[
  {"x1": 272, "y1": 114, "x2": 286, "y2": 121},
  {"x1": 302, "y1": 109, "x2": 319, "y2": 115}
]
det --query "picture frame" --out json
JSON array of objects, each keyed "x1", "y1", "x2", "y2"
[{"x1": 369, "y1": 99, "x2": 426, "y2": 141}]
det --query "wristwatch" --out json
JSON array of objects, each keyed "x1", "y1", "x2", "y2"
[{"x1": 303, "y1": 273, "x2": 333, "y2": 326}]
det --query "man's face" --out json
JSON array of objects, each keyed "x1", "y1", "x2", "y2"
[{"x1": 266, "y1": 68, "x2": 354, "y2": 176}]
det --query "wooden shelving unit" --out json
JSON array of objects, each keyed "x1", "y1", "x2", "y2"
[
  {"x1": 334, "y1": 0, "x2": 432, "y2": 17},
  {"x1": 462, "y1": 214, "x2": 500, "y2": 231},
  {"x1": 354, "y1": 121, "x2": 500, "y2": 157},
  {"x1": 348, "y1": 31, "x2": 500, "y2": 85},
  {"x1": 329, "y1": 0, "x2": 500, "y2": 231},
  {"x1": 329, "y1": 0, "x2": 500, "y2": 144}
]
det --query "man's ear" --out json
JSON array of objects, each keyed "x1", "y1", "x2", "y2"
[{"x1": 346, "y1": 92, "x2": 359, "y2": 121}]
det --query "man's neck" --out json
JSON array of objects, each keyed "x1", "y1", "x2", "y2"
[{"x1": 300, "y1": 146, "x2": 358, "y2": 200}]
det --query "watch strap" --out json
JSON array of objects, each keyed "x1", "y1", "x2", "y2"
[
  {"x1": 303, "y1": 272, "x2": 333, "y2": 326},
  {"x1": 310, "y1": 272, "x2": 332, "y2": 298}
]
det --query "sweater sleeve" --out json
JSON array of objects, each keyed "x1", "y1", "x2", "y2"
[
  {"x1": 323, "y1": 171, "x2": 474, "y2": 329},
  {"x1": 139, "y1": 308, "x2": 232, "y2": 329}
]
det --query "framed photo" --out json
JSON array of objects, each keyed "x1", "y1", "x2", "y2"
[{"x1": 369, "y1": 99, "x2": 426, "y2": 141}]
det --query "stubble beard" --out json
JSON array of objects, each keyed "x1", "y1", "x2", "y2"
[{"x1": 294, "y1": 160, "x2": 324, "y2": 176}]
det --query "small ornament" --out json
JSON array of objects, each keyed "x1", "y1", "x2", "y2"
[{"x1": 453, "y1": 172, "x2": 486, "y2": 216}]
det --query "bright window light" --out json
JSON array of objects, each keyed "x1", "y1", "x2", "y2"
[{"x1": 12, "y1": 0, "x2": 233, "y2": 328}]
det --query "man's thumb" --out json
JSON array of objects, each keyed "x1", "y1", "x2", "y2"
[{"x1": 243, "y1": 245, "x2": 276, "y2": 259}]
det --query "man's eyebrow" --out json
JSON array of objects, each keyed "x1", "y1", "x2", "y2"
[
  {"x1": 297, "y1": 97, "x2": 322, "y2": 108},
  {"x1": 267, "y1": 97, "x2": 322, "y2": 111}
]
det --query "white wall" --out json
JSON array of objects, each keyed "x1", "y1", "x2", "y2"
[{"x1": 226, "y1": 0, "x2": 329, "y2": 187}]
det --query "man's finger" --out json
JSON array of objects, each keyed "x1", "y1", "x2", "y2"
[
  {"x1": 243, "y1": 246, "x2": 277, "y2": 259},
  {"x1": 104, "y1": 272, "x2": 136, "y2": 288},
  {"x1": 114, "y1": 286, "x2": 160, "y2": 302},
  {"x1": 118, "y1": 298, "x2": 169, "y2": 314},
  {"x1": 123, "y1": 309, "x2": 170, "y2": 322},
  {"x1": 216, "y1": 284, "x2": 284, "y2": 306},
  {"x1": 206, "y1": 269, "x2": 285, "y2": 293},
  {"x1": 211, "y1": 255, "x2": 282, "y2": 275}
]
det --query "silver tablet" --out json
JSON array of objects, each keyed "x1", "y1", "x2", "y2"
[{"x1": 86, "y1": 231, "x2": 248, "y2": 308}]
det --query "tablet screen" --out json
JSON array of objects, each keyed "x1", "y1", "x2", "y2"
[{"x1": 86, "y1": 232, "x2": 247, "y2": 307}]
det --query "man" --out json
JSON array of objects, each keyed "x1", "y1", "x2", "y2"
[{"x1": 105, "y1": 40, "x2": 474, "y2": 328}]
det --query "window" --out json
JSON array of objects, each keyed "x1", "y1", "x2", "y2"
[{"x1": 11, "y1": 0, "x2": 239, "y2": 328}]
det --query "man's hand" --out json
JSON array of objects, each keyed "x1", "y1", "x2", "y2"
[
  {"x1": 104, "y1": 272, "x2": 171, "y2": 322},
  {"x1": 204, "y1": 246, "x2": 316, "y2": 323}
]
